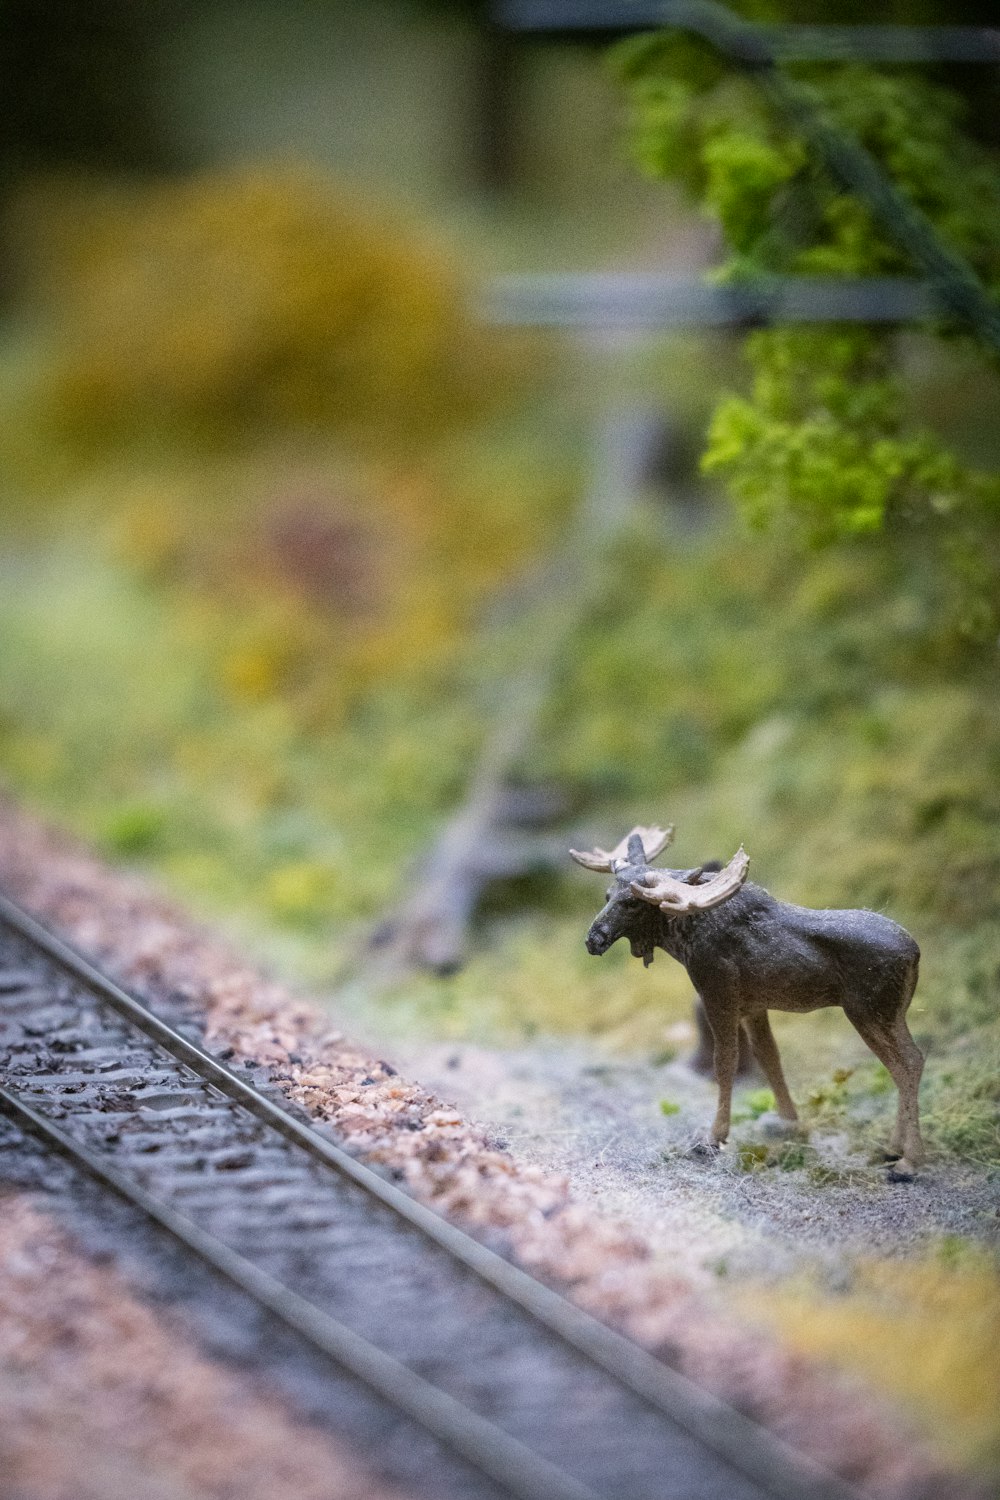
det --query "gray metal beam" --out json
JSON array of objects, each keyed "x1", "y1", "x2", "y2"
[
  {"x1": 483, "y1": 274, "x2": 935, "y2": 329},
  {"x1": 494, "y1": 0, "x2": 1000, "y2": 356},
  {"x1": 496, "y1": 4, "x2": 1000, "y2": 63}
]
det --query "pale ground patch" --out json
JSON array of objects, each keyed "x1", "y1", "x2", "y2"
[{"x1": 386, "y1": 1031, "x2": 999, "y2": 1288}]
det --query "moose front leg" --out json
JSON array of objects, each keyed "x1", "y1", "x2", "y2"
[{"x1": 706, "y1": 1009, "x2": 741, "y2": 1147}]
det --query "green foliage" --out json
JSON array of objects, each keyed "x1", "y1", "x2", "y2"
[
  {"x1": 804, "y1": 1067, "x2": 855, "y2": 1123},
  {"x1": 736, "y1": 1140, "x2": 770, "y2": 1170},
  {"x1": 735, "y1": 1135, "x2": 861, "y2": 1179},
  {"x1": 611, "y1": 37, "x2": 1000, "y2": 644},
  {"x1": 867, "y1": 1062, "x2": 894, "y2": 1096},
  {"x1": 769, "y1": 1139, "x2": 810, "y2": 1172},
  {"x1": 923, "y1": 1037, "x2": 1000, "y2": 1166},
  {"x1": 102, "y1": 803, "x2": 167, "y2": 856},
  {"x1": 658, "y1": 1097, "x2": 681, "y2": 1116}
]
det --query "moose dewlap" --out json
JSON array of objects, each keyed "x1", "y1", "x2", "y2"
[{"x1": 571, "y1": 825, "x2": 925, "y2": 1179}]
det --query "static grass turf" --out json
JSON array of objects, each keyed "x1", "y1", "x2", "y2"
[{"x1": 742, "y1": 1245, "x2": 1000, "y2": 1473}]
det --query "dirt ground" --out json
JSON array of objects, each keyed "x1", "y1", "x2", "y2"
[
  {"x1": 390, "y1": 1034, "x2": 998, "y2": 1288},
  {"x1": 0, "y1": 792, "x2": 991, "y2": 1499}
]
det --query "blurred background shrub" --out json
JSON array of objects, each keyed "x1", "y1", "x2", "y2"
[{"x1": 5, "y1": 166, "x2": 525, "y2": 454}]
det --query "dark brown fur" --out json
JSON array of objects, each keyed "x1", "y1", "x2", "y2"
[{"x1": 584, "y1": 856, "x2": 925, "y2": 1175}]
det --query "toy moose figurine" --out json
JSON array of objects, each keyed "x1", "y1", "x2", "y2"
[{"x1": 571, "y1": 825, "x2": 925, "y2": 1179}]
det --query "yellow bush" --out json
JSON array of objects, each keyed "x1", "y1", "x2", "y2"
[
  {"x1": 13, "y1": 166, "x2": 520, "y2": 449},
  {"x1": 744, "y1": 1249, "x2": 1000, "y2": 1471},
  {"x1": 266, "y1": 859, "x2": 339, "y2": 926}
]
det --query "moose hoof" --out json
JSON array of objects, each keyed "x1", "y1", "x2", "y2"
[
  {"x1": 685, "y1": 1136, "x2": 721, "y2": 1160},
  {"x1": 887, "y1": 1160, "x2": 916, "y2": 1184}
]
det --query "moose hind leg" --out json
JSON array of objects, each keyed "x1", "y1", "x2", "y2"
[
  {"x1": 889, "y1": 1017, "x2": 925, "y2": 1167},
  {"x1": 692, "y1": 997, "x2": 755, "y2": 1077},
  {"x1": 743, "y1": 1013, "x2": 798, "y2": 1122},
  {"x1": 848, "y1": 1011, "x2": 925, "y2": 1174}
]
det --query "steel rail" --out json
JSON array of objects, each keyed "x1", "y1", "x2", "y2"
[
  {"x1": 483, "y1": 272, "x2": 935, "y2": 328},
  {"x1": 0, "y1": 1081, "x2": 595, "y2": 1500},
  {"x1": 0, "y1": 890, "x2": 860, "y2": 1500}
]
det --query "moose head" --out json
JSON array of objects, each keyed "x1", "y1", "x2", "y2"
[{"x1": 570, "y1": 824, "x2": 750, "y2": 967}]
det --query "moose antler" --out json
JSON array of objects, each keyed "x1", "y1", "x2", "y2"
[
  {"x1": 569, "y1": 824, "x2": 674, "y2": 873},
  {"x1": 631, "y1": 847, "x2": 749, "y2": 913}
]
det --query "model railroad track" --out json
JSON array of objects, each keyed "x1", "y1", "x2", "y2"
[{"x1": 0, "y1": 892, "x2": 859, "y2": 1500}]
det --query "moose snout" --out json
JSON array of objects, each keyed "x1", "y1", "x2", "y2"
[{"x1": 585, "y1": 925, "x2": 610, "y2": 956}]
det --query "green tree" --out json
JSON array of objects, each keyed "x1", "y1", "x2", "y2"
[{"x1": 611, "y1": 23, "x2": 1000, "y2": 648}]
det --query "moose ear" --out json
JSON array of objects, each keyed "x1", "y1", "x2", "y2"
[{"x1": 626, "y1": 833, "x2": 646, "y2": 864}]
